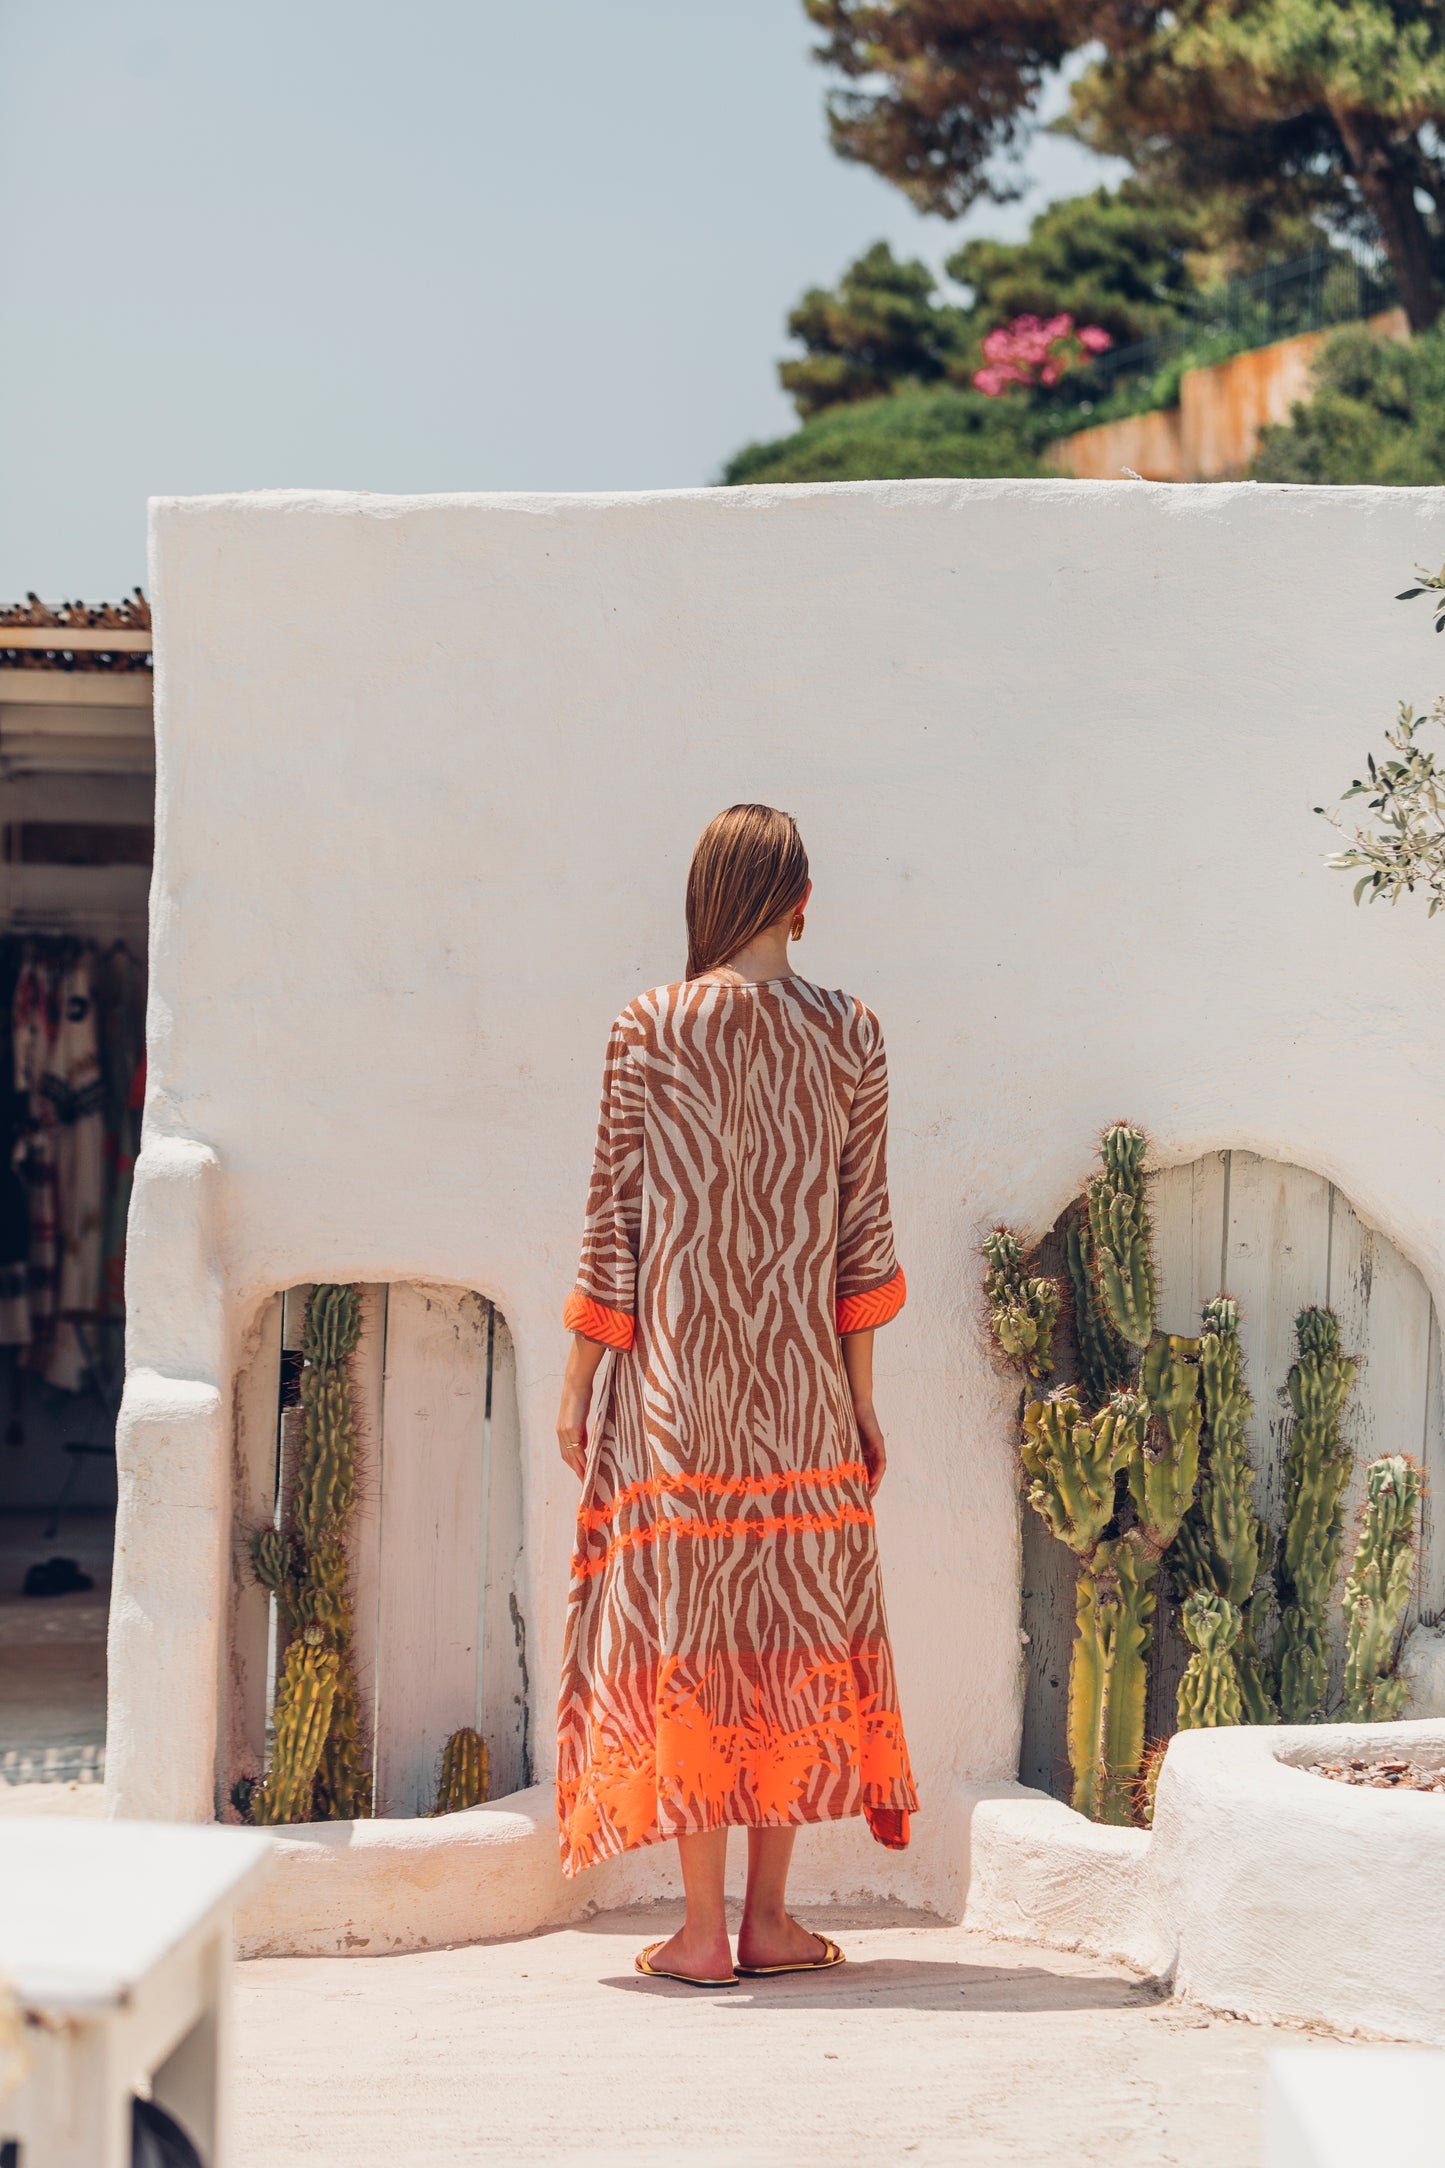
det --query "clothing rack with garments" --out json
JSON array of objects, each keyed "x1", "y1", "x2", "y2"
[{"x1": 0, "y1": 929, "x2": 145, "y2": 1399}]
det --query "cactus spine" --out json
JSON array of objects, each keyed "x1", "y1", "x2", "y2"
[
  {"x1": 245, "y1": 1284, "x2": 371, "y2": 1822},
  {"x1": 982, "y1": 1229, "x2": 1061, "y2": 1380},
  {"x1": 1342, "y1": 1456, "x2": 1420, "y2": 1721},
  {"x1": 1274, "y1": 1307, "x2": 1357, "y2": 1722},
  {"x1": 1086, "y1": 1125, "x2": 1156, "y2": 1348},
  {"x1": 435, "y1": 1726, "x2": 490, "y2": 1813},
  {"x1": 252, "y1": 1629, "x2": 339, "y2": 1825}
]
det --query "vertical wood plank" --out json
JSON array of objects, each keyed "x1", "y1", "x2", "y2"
[
  {"x1": 346, "y1": 1284, "x2": 388, "y2": 1796},
  {"x1": 478, "y1": 1312, "x2": 529, "y2": 1798},
  {"x1": 1422, "y1": 1306, "x2": 1445, "y2": 1626},
  {"x1": 224, "y1": 1293, "x2": 282, "y2": 1805},
  {"x1": 1326, "y1": 1187, "x2": 1433, "y2": 1686},
  {"x1": 1149, "y1": 1153, "x2": 1229, "y2": 1337},
  {"x1": 1143, "y1": 1592, "x2": 1191, "y2": 1752},
  {"x1": 374, "y1": 1282, "x2": 490, "y2": 1817},
  {"x1": 1224, "y1": 1153, "x2": 1333, "y2": 1545},
  {"x1": 1018, "y1": 1503, "x2": 1077, "y2": 1800}
]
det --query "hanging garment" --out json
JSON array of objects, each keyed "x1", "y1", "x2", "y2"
[
  {"x1": 97, "y1": 941, "x2": 145, "y2": 1320},
  {"x1": 0, "y1": 941, "x2": 31, "y2": 1346},
  {"x1": 556, "y1": 978, "x2": 917, "y2": 1877},
  {"x1": 13, "y1": 948, "x2": 60, "y2": 1368},
  {"x1": 47, "y1": 947, "x2": 106, "y2": 1390}
]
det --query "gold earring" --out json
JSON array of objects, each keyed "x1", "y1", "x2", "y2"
[{"x1": 790, "y1": 913, "x2": 805, "y2": 942}]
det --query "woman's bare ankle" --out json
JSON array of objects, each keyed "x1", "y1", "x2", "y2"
[
  {"x1": 650, "y1": 1920, "x2": 733, "y2": 1979},
  {"x1": 735, "y1": 1910, "x2": 825, "y2": 1967}
]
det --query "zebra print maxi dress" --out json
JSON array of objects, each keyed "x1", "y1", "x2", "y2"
[{"x1": 557, "y1": 975, "x2": 917, "y2": 1876}]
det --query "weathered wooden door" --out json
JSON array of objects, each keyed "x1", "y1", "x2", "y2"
[
  {"x1": 371, "y1": 1283, "x2": 527, "y2": 1815},
  {"x1": 1019, "y1": 1153, "x2": 1444, "y2": 1799},
  {"x1": 227, "y1": 1280, "x2": 528, "y2": 1818}
]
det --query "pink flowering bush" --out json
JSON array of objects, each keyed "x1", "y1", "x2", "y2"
[{"x1": 973, "y1": 313, "x2": 1113, "y2": 396}]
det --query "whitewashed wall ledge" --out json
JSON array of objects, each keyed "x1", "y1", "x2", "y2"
[{"x1": 112, "y1": 480, "x2": 1445, "y2": 1981}]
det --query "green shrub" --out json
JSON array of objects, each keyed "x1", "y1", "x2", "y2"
[
  {"x1": 1253, "y1": 323, "x2": 1445, "y2": 483},
  {"x1": 719, "y1": 385, "x2": 1053, "y2": 485}
]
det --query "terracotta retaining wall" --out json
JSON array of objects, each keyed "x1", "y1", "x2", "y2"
[{"x1": 1049, "y1": 307, "x2": 1409, "y2": 482}]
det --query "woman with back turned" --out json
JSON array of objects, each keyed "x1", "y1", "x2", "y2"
[{"x1": 555, "y1": 804, "x2": 916, "y2": 1986}]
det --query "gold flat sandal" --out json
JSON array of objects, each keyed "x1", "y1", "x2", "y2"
[
  {"x1": 735, "y1": 1934, "x2": 846, "y2": 1978},
  {"x1": 634, "y1": 1941, "x2": 739, "y2": 1988}
]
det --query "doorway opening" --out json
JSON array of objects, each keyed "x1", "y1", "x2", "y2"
[
  {"x1": 0, "y1": 595, "x2": 152, "y2": 1799},
  {"x1": 226, "y1": 1280, "x2": 529, "y2": 1820}
]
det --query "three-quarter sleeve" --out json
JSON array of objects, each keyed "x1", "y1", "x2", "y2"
[
  {"x1": 834, "y1": 1009, "x2": 906, "y2": 1336},
  {"x1": 563, "y1": 1017, "x2": 644, "y2": 1351}
]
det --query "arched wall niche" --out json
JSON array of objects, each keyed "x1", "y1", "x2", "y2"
[
  {"x1": 223, "y1": 1278, "x2": 529, "y2": 1821},
  {"x1": 1019, "y1": 1148, "x2": 1445, "y2": 1801}
]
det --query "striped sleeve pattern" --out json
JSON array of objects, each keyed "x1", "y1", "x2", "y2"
[
  {"x1": 834, "y1": 1010, "x2": 905, "y2": 1335},
  {"x1": 565, "y1": 1017, "x2": 643, "y2": 1350}
]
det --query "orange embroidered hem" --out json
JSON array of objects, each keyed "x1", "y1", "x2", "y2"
[
  {"x1": 836, "y1": 1268, "x2": 906, "y2": 1336},
  {"x1": 563, "y1": 1289, "x2": 635, "y2": 1350},
  {"x1": 557, "y1": 1648, "x2": 918, "y2": 1877}
]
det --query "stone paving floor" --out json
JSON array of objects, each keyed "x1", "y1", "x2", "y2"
[
  {"x1": 0, "y1": 1509, "x2": 1382, "y2": 2163},
  {"x1": 234, "y1": 1904, "x2": 1322, "y2": 2167},
  {"x1": 0, "y1": 1509, "x2": 110, "y2": 1785}
]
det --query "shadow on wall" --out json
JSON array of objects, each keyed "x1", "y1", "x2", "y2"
[{"x1": 225, "y1": 1281, "x2": 528, "y2": 1825}]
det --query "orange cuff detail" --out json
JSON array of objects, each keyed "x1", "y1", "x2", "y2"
[
  {"x1": 564, "y1": 1290, "x2": 635, "y2": 1351},
  {"x1": 836, "y1": 1268, "x2": 906, "y2": 1336}
]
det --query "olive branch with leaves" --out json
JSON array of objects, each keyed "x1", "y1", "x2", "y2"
[{"x1": 1316, "y1": 567, "x2": 1445, "y2": 916}]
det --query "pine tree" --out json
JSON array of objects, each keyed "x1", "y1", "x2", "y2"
[{"x1": 805, "y1": 0, "x2": 1445, "y2": 329}]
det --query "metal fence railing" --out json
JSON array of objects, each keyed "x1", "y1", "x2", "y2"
[{"x1": 1075, "y1": 243, "x2": 1401, "y2": 398}]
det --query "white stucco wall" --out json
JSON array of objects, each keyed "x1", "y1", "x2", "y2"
[{"x1": 112, "y1": 478, "x2": 1445, "y2": 1929}]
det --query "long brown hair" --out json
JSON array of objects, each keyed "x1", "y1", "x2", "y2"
[{"x1": 685, "y1": 804, "x2": 809, "y2": 979}]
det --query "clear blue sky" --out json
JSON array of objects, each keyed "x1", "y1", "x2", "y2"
[{"x1": 0, "y1": 0, "x2": 1119, "y2": 599}]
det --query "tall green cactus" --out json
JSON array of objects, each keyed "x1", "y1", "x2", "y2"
[
  {"x1": 1191, "y1": 1300, "x2": 1267, "y2": 1606},
  {"x1": 1086, "y1": 1125, "x2": 1156, "y2": 1348},
  {"x1": 435, "y1": 1726, "x2": 490, "y2": 1813},
  {"x1": 1171, "y1": 1298, "x2": 1274, "y2": 1724},
  {"x1": 1062, "y1": 1207, "x2": 1136, "y2": 1406},
  {"x1": 245, "y1": 1283, "x2": 372, "y2": 1822},
  {"x1": 1342, "y1": 1456, "x2": 1420, "y2": 1721},
  {"x1": 1069, "y1": 1537, "x2": 1156, "y2": 1824},
  {"x1": 1234, "y1": 1597, "x2": 1277, "y2": 1726},
  {"x1": 1274, "y1": 1306, "x2": 1358, "y2": 1722},
  {"x1": 983, "y1": 1229, "x2": 1061, "y2": 1381},
  {"x1": 1135, "y1": 1334, "x2": 1203, "y2": 1555},
  {"x1": 1021, "y1": 1386, "x2": 1145, "y2": 1557},
  {"x1": 1010, "y1": 1126, "x2": 1195, "y2": 1824},
  {"x1": 1176, "y1": 1590, "x2": 1245, "y2": 1728},
  {"x1": 252, "y1": 1630, "x2": 339, "y2": 1826},
  {"x1": 1019, "y1": 1388, "x2": 1154, "y2": 1824}
]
